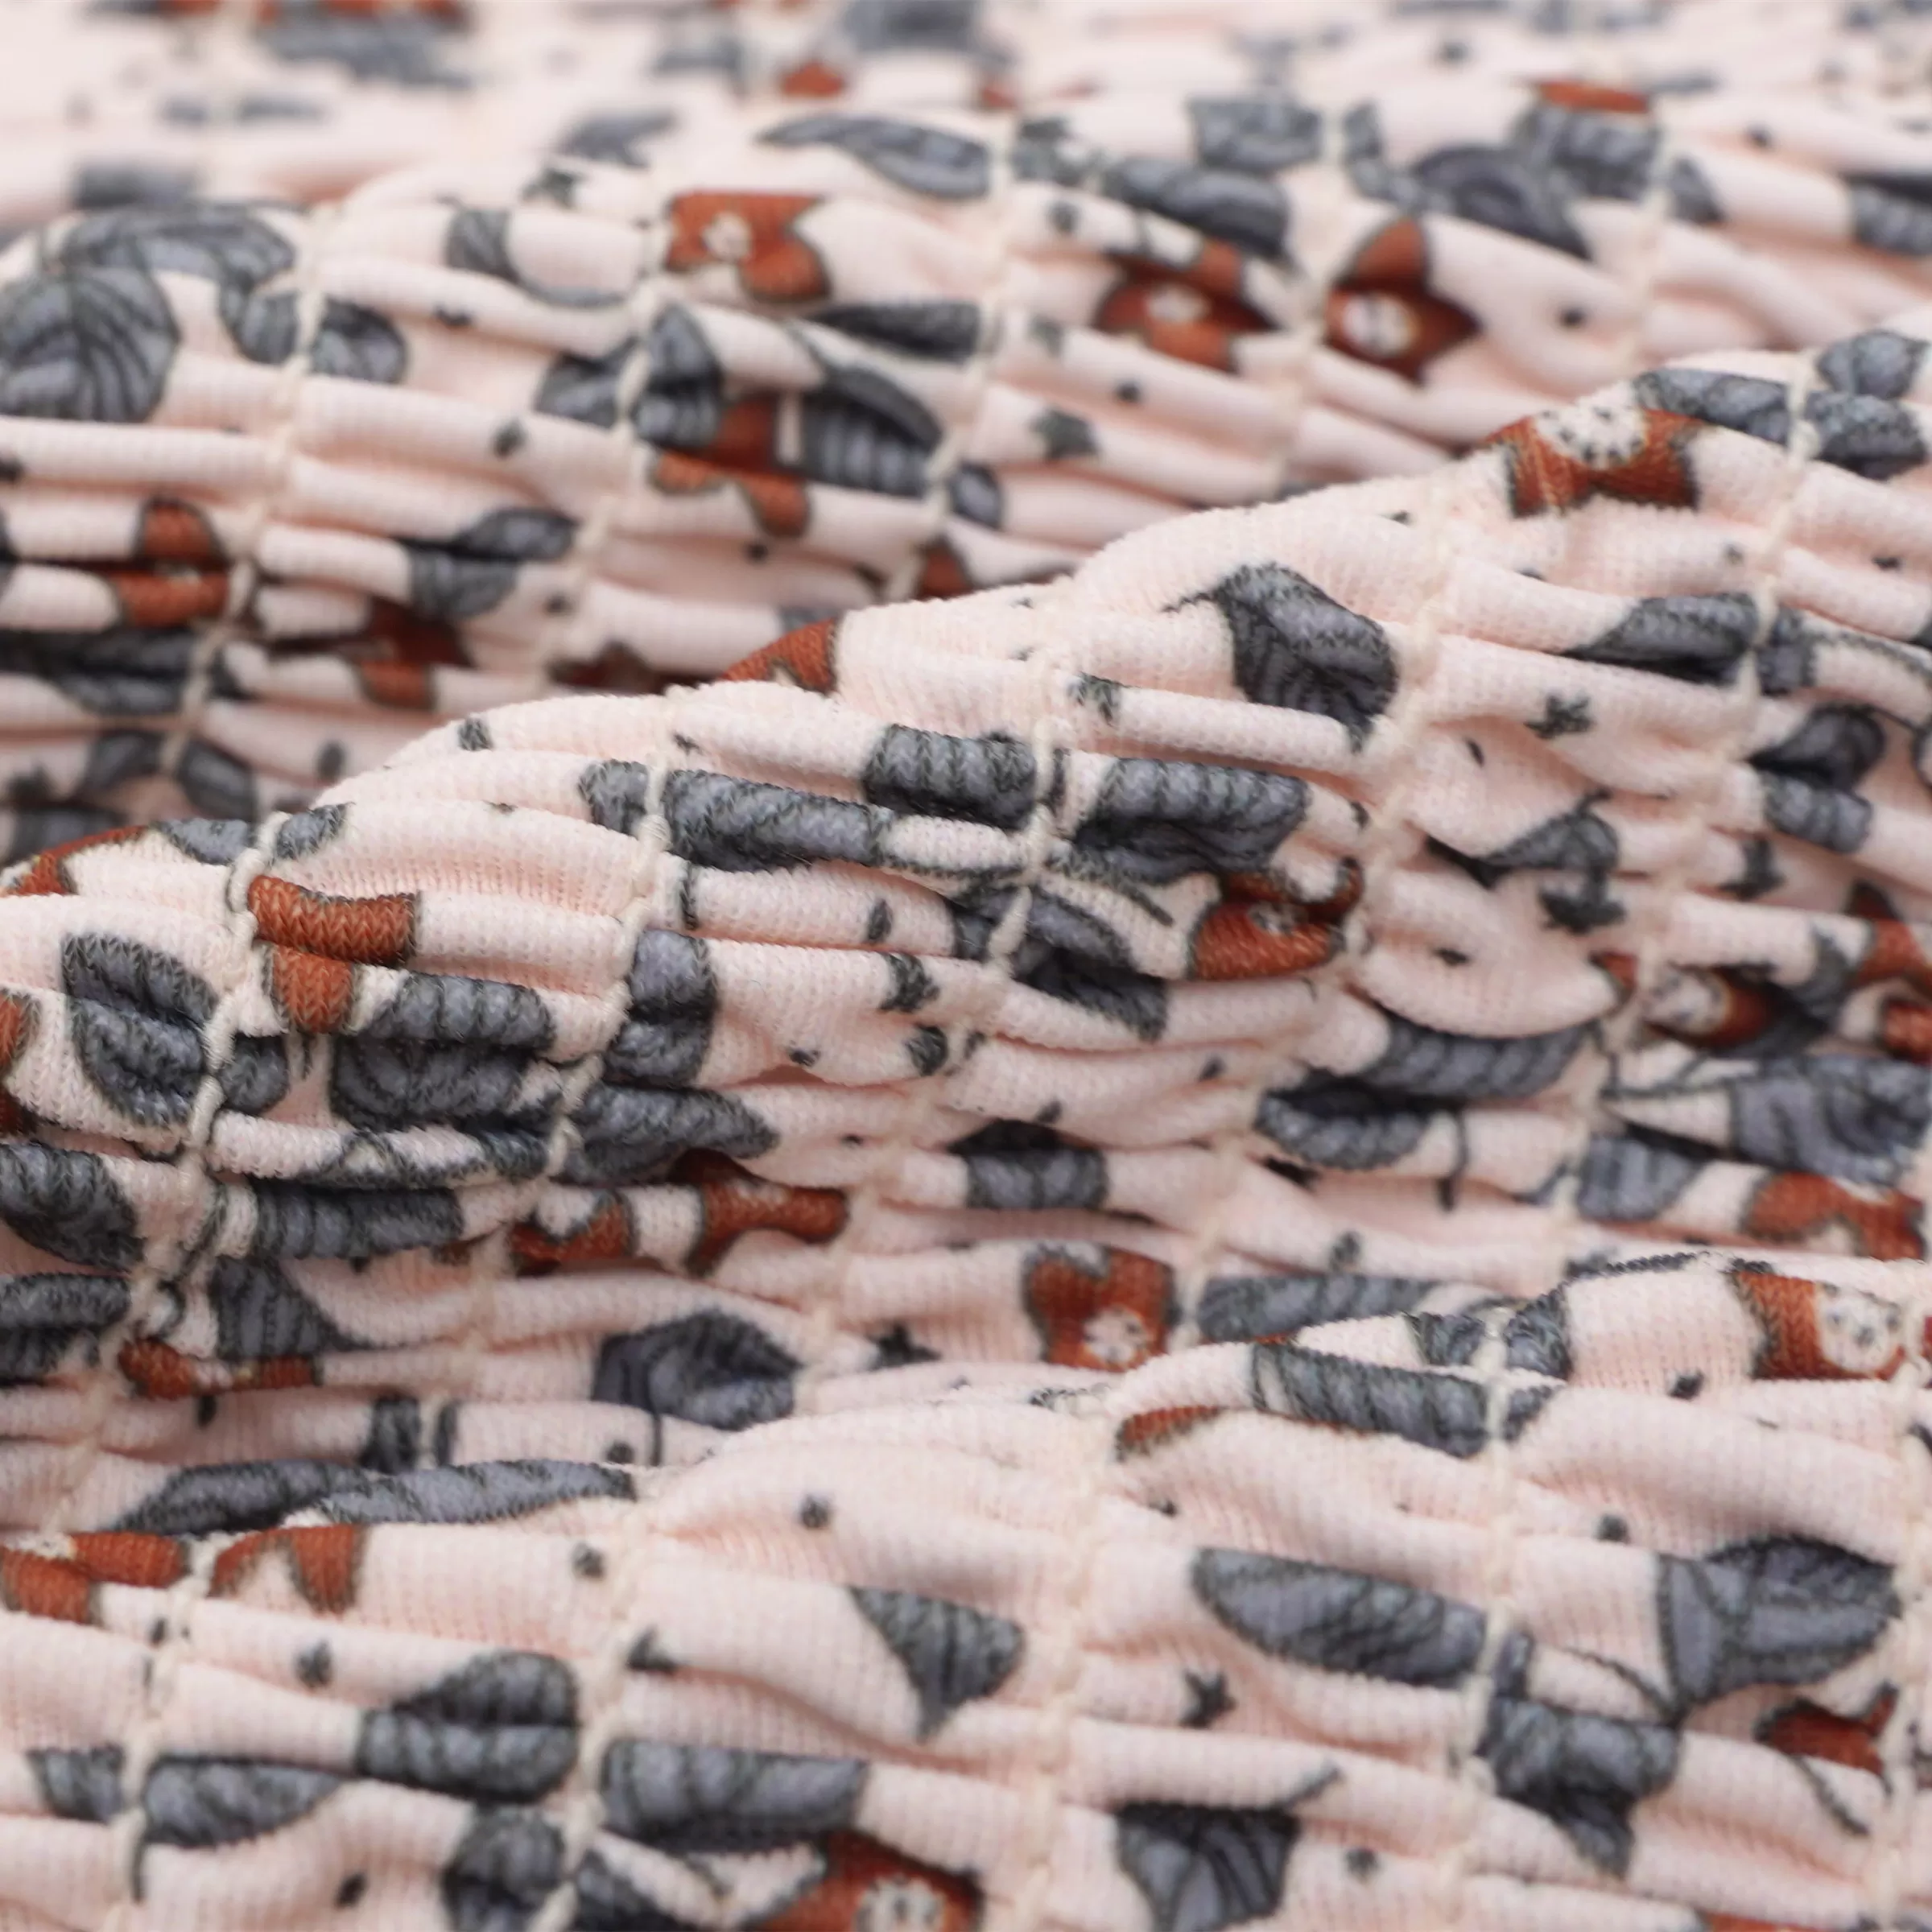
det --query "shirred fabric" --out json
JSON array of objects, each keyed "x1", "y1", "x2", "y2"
[
  {"x1": 5, "y1": 310, "x2": 1932, "y2": 1925},
  {"x1": 9, "y1": 11, "x2": 1932, "y2": 856}
]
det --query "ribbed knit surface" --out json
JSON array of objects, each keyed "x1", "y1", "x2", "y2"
[
  {"x1": 4, "y1": 307, "x2": 1932, "y2": 1926},
  {"x1": 8, "y1": 0, "x2": 1932, "y2": 859}
]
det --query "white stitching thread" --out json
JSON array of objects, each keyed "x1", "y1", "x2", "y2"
[{"x1": 430, "y1": 230, "x2": 669, "y2": 1446}]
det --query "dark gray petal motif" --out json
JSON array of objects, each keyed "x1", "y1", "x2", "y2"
[
  {"x1": 851, "y1": 1587, "x2": 1024, "y2": 1736},
  {"x1": 1115, "y1": 1802, "x2": 1297, "y2": 1932}
]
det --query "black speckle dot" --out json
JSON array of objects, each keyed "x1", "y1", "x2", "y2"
[
  {"x1": 433, "y1": 306, "x2": 473, "y2": 330},
  {"x1": 0, "y1": 453, "x2": 24, "y2": 485},
  {"x1": 788, "y1": 1046, "x2": 819, "y2": 1068},
  {"x1": 745, "y1": 543, "x2": 770, "y2": 564},
  {"x1": 865, "y1": 900, "x2": 893, "y2": 944},
  {"x1": 297, "y1": 1641, "x2": 333, "y2": 1687},
  {"x1": 1748, "y1": 125, "x2": 1773, "y2": 147},
  {"x1": 1723, "y1": 543, "x2": 1746, "y2": 565},
  {"x1": 1200, "y1": 1055, "x2": 1225, "y2": 1081},
  {"x1": 840, "y1": 1133, "x2": 864, "y2": 1146},
  {"x1": 1049, "y1": 199, "x2": 1077, "y2": 235},
  {"x1": 605, "y1": 1440, "x2": 634, "y2": 1463},
  {"x1": 572, "y1": 1543, "x2": 606, "y2": 1580},
  {"x1": 1115, "y1": 380, "x2": 1141, "y2": 403},
  {"x1": 1437, "y1": 36, "x2": 1468, "y2": 62},
  {"x1": 799, "y1": 1496, "x2": 832, "y2": 1530},
  {"x1": 491, "y1": 420, "x2": 526, "y2": 459},
  {"x1": 1388, "y1": 510, "x2": 1411, "y2": 525},
  {"x1": 148, "y1": 1616, "x2": 168, "y2": 1645},
  {"x1": 1670, "y1": 1372, "x2": 1704, "y2": 1400},
  {"x1": 1346, "y1": 1847, "x2": 1379, "y2": 1880},
  {"x1": 627, "y1": 1629, "x2": 678, "y2": 1674},
  {"x1": 1876, "y1": 555, "x2": 1903, "y2": 572},
  {"x1": 543, "y1": 592, "x2": 572, "y2": 616},
  {"x1": 1559, "y1": 306, "x2": 1587, "y2": 328},
  {"x1": 1597, "y1": 1513, "x2": 1629, "y2": 1542},
  {"x1": 316, "y1": 741, "x2": 347, "y2": 782},
  {"x1": 1465, "y1": 738, "x2": 1485, "y2": 766},
  {"x1": 1151, "y1": 1497, "x2": 1179, "y2": 1517},
  {"x1": 335, "y1": 1873, "x2": 367, "y2": 1910},
  {"x1": 671, "y1": 733, "x2": 700, "y2": 754},
  {"x1": 1436, "y1": 948, "x2": 1469, "y2": 967},
  {"x1": 195, "y1": 1393, "x2": 218, "y2": 1427}
]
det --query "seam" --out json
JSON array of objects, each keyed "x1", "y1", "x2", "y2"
[
  {"x1": 1864, "y1": 1272, "x2": 1932, "y2": 1929},
  {"x1": 431, "y1": 237, "x2": 670, "y2": 1440},
  {"x1": 1615, "y1": 93, "x2": 1684, "y2": 386},
  {"x1": 878, "y1": 105, "x2": 1019, "y2": 606},
  {"x1": 100, "y1": 1534, "x2": 223, "y2": 1932},
  {"x1": 41, "y1": 811, "x2": 287, "y2": 1538},
  {"x1": 1535, "y1": 349, "x2": 1825, "y2": 1279},
  {"x1": 1264, "y1": 101, "x2": 1341, "y2": 500},
  {"x1": 1167, "y1": 457, "x2": 1464, "y2": 1356},
  {"x1": 1008, "y1": 1402, "x2": 1113, "y2": 1932},
  {"x1": 520, "y1": 723, "x2": 690, "y2": 1932},
  {"x1": 791, "y1": 573, "x2": 1083, "y2": 1393},
  {"x1": 155, "y1": 195, "x2": 340, "y2": 815},
  {"x1": 1441, "y1": 349, "x2": 1825, "y2": 1930}
]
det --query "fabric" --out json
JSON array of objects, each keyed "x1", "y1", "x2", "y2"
[
  {"x1": 9, "y1": 5, "x2": 1932, "y2": 858},
  {"x1": 6, "y1": 303, "x2": 1932, "y2": 1926}
]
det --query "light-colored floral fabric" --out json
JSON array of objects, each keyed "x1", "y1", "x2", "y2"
[
  {"x1": 6, "y1": 2, "x2": 1932, "y2": 859},
  {"x1": 4, "y1": 305, "x2": 1932, "y2": 1926}
]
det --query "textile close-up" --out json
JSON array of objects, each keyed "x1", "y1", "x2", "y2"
[{"x1": 6, "y1": 5, "x2": 1932, "y2": 1932}]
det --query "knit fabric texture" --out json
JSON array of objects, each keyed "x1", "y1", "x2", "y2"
[
  {"x1": 8, "y1": 2, "x2": 1932, "y2": 860},
  {"x1": 4, "y1": 303, "x2": 1932, "y2": 1926}
]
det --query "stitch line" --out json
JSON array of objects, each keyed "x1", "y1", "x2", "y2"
[
  {"x1": 880, "y1": 105, "x2": 1018, "y2": 606},
  {"x1": 435, "y1": 232, "x2": 670, "y2": 1438},
  {"x1": 791, "y1": 572, "x2": 1081, "y2": 1397},
  {"x1": 157, "y1": 197, "x2": 341, "y2": 819},
  {"x1": 1168, "y1": 456, "x2": 1463, "y2": 1352},
  {"x1": 43, "y1": 809, "x2": 286, "y2": 1540}
]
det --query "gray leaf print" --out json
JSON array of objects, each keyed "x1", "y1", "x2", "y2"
[
  {"x1": 249, "y1": 1181, "x2": 462, "y2": 1259},
  {"x1": 209, "y1": 1257, "x2": 358, "y2": 1360},
  {"x1": 599, "y1": 1741, "x2": 865, "y2": 1853},
  {"x1": 952, "y1": 1119, "x2": 1107, "y2": 1212},
  {"x1": 0, "y1": 1272, "x2": 128, "y2": 1385},
  {"x1": 1072, "y1": 760, "x2": 1307, "y2": 886},
  {"x1": 0, "y1": 1144, "x2": 141, "y2": 1269},
  {"x1": 143, "y1": 1756, "x2": 342, "y2": 1848},
  {"x1": 1658, "y1": 1536, "x2": 1897, "y2": 1714},
  {"x1": 0, "y1": 626, "x2": 192, "y2": 714},
  {"x1": 1566, "y1": 593, "x2": 1757, "y2": 686},
  {"x1": 31, "y1": 1745, "x2": 123, "y2": 1823},
  {"x1": 315, "y1": 1460, "x2": 633, "y2": 1526},
  {"x1": 1718, "y1": 1056, "x2": 1931, "y2": 1184},
  {"x1": 441, "y1": 1806, "x2": 564, "y2": 1932},
  {"x1": 861, "y1": 725, "x2": 1036, "y2": 831},
  {"x1": 1013, "y1": 891, "x2": 1168, "y2": 1042},
  {"x1": 0, "y1": 264, "x2": 176, "y2": 421},
  {"x1": 1634, "y1": 367, "x2": 1788, "y2": 444},
  {"x1": 1196, "y1": 1269, "x2": 1439, "y2": 1342},
  {"x1": 558, "y1": 109, "x2": 677, "y2": 167},
  {"x1": 592, "y1": 1311, "x2": 799, "y2": 1430},
  {"x1": 663, "y1": 770, "x2": 889, "y2": 873},
  {"x1": 1253, "y1": 1076, "x2": 1435, "y2": 1170},
  {"x1": 535, "y1": 336, "x2": 631, "y2": 429},
  {"x1": 158, "y1": 816, "x2": 252, "y2": 866},
  {"x1": 813, "y1": 299, "x2": 980, "y2": 362},
  {"x1": 175, "y1": 737, "x2": 258, "y2": 819},
  {"x1": 761, "y1": 114, "x2": 990, "y2": 199},
  {"x1": 404, "y1": 506, "x2": 577, "y2": 622},
  {"x1": 1100, "y1": 155, "x2": 1288, "y2": 258},
  {"x1": 1478, "y1": 1698, "x2": 1678, "y2": 1876},
  {"x1": 1189, "y1": 95, "x2": 1323, "y2": 174},
  {"x1": 56, "y1": 203, "x2": 294, "y2": 287},
  {"x1": 851, "y1": 1587, "x2": 1024, "y2": 1736},
  {"x1": 63, "y1": 931, "x2": 213, "y2": 1125},
  {"x1": 1818, "y1": 327, "x2": 1926, "y2": 398},
  {"x1": 562, "y1": 1084, "x2": 775, "y2": 1187},
  {"x1": 310, "y1": 299, "x2": 407, "y2": 383},
  {"x1": 364, "y1": 971, "x2": 552, "y2": 1052},
  {"x1": 1191, "y1": 564, "x2": 1395, "y2": 745},
  {"x1": 1252, "y1": 1343, "x2": 1488, "y2": 1458},
  {"x1": 1575, "y1": 1131, "x2": 1701, "y2": 1224},
  {"x1": 579, "y1": 758, "x2": 653, "y2": 835},
  {"x1": 605, "y1": 928, "x2": 715, "y2": 1088},
  {"x1": 1115, "y1": 1802, "x2": 1297, "y2": 1932},
  {"x1": 357, "y1": 1652, "x2": 577, "y2": 1802},
  {"x1": 1192, "y1": 1548, "x2": 1486, "y2": 1686}
]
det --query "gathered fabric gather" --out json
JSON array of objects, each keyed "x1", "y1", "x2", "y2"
[{"x1": 4, "y1": 5, "x2": 1932, "y2": 1931}]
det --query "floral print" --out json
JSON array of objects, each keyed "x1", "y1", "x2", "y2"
[{"x1": 2, "y1": 303, "x2": 1932, "y2": 1924}]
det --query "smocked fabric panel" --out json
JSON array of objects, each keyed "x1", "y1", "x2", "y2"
[
  {"x1": 8, "y1": 7, "x2": 1932, "y2": 857},
  {"x1": 6, "y1": 312, "x2": 1932, "y2": 1925}
]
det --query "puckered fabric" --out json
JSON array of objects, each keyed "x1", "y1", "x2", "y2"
[
  {"x1": 4, "y1": 298, "x2": 1932, "y2": 1926},
  {"x1": 7, "y1": 1, "x2": 1932, "y2": 861}
]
